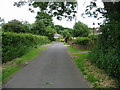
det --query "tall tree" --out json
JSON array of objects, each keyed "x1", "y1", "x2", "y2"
[
  {"x1": 0, "y1": 17, "x2": 4, "y2": 26},
  {"x1": 45, "y1": 26, "x2": 56, "y2": 41},
  {"x1": 30, "y1": 20, "x2": 46, "y2": 35},
  {"x1": 73, "y1": 21, "x2": 90, "y2": 37},
  {"x1": 35, "y1": 12, "x2": 54, "y2": 27},
  {"x1": 54, "y1": 25, "x2": 64, "y2": 34}
]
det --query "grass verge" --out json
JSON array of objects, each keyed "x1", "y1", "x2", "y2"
[
  {"x1": 67, "y1": 46, "x2": 89, "y2": 52},
  {"x1": 67, "y1": 45, "x2": 118, "y2": 88},
  {"x1": 2, "y1": 46, "x2": 47, "y2": 83}
]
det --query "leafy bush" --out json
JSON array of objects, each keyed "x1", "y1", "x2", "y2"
[
  {"x1": 2, "y1": 19, "x2": 29, "y2": 33},
  {"x1": 73, "y1": 37, "x2": 91, "y2": 46},
  {"x1": 2, "y1": 32, "x2": 50, "y2": 63},
  {"x1": 89, "y1": 20, "x2": 120, "y2": 80}
]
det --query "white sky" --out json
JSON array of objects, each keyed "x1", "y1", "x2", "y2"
[{"x1": 0, "y1": 0, "x2": 104, "y2": 28}]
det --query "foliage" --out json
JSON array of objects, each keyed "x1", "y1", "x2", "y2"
[
  {"x1": 35, "y1": 12, "x2": 54, "y2": 27},
  {"x1": 31, "y1": 12, "x2": 55, "y2": 40},
  {"x1": 89, "y1": 20, "x2": 120, "y2": 79},
  {"x1": 45, "y1": 26, "x2": 56, "y2": 41},
  {"x1": 88, "y1": 34, "x2": 99, "y2": 45},
  {"x1": 2, "y1": 19, "x2": 29, "y2": 33},
  {"x1": 0, "y1": 17, "x2": 4, "y2": 26},
  {"x1": 54, "y1": 25, "x2": 64, "y2": 34},
  {"x1": 14, "y1": 1, "x2": 77, "y2": 21},
  {"x1": 73, "y1": 37, "x2": 91, "y2": 46},
  {"x1": 68, "y1": 46, "x2": 117, "y2": 88},
  {"x1": 21, "y1": 21, "x2": 32, "y2": 33},
  {"x1": 2, "y1": 32, "x2": 50, "y2": 63},
  {"x1": 30, "y1": 20, "x2": 46, "y2": 36},
  {"x1": 60, "y1": 29, "x2": 71, "y2": 43},
  {"x1": 86, "y1": 1, "x2": 120, "y2": 80},
  {"x1": 73, "y1": 21, "x2": 90, "y2": 37},
  {"x1": 61, "y1": 29, "x2": 70, "y2": 38}
]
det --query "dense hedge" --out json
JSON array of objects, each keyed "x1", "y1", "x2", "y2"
[
  {"x1": 73, "y1": 37, "x2": 91, "y2": 46},
  {"x1": 2, "y1": 32, "x2": 50, "y2": 63},
  {"x1": 89, "y1": 21, "x2": 120, "y2": 80}
]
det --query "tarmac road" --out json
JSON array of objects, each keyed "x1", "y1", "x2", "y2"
[{"x1": 3, "y1": 42, "x2": 90, "y2": 88}]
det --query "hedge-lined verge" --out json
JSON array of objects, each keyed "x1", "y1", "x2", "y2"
[
  {"x1": 89, "y1": 21, "x2": 120, "y2": 81},
  {"x1": 2, "y1": 32, "x2": 50, "y2": 63}
]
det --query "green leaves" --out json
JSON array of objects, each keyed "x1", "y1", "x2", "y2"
[
  {"x1": 73, "y1": 37, "x2": 91, "y2": 46},
  {"x1": 45, "y1": 26, "x2": 56, "y2": 41},
  {"x1": 2, "y1": 32, "x2": 50, "y2": 63},
  {"x1": 61, "y1": 29, "x2": 70, "y2": 38},
  {"x1": 35, "y1": 12, "x2": 53, "y2": 27},
  {"x1": 73, "y1": 21, "x2": 90, "y2": 37},
  {"x1": 14, "y1": 1, "x2": 77, "y2": 21},
  {"x1": 2, "y1": 19, "x2": 29, "y2": 33},
  {"x1": 30, "y1": 20, "x2": 46, "y2": 35},
  {"x1": 89, "y1": 20, "x2": 120, "y2": 80}
]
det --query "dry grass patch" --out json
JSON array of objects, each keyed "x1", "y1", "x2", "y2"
[{"x1": 83, "y1": 59, "x2": 118, "y2": 88}]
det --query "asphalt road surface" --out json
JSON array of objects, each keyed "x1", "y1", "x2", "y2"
[{"x1": 4, "y1": 42, "x2": 90, "y2": 88}]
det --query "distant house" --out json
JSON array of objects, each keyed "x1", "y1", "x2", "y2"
[{"x1": 54, "y1": 33, "x2": 63, "y2": 39}]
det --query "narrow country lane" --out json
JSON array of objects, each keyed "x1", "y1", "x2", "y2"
[{"x1": 3, "y1": 42, "x2": 90, "y2": 88}]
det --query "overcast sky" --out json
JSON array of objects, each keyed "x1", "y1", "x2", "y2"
[{"x1": 0, "y1": 0, "x2": 104, "y2": 28}]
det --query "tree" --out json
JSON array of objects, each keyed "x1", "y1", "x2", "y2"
[
  {"x1": 73, "y1": 21, "x2": 90, "y2": 37},
  {"x1": 61, "y1": 29, "x2": 71, "y2": 43},
  {"x1": 30, "y1": 21, "x2": 56, "y2": 41},
  {"x1": 61, "y1": 29, "x2": 70, "y2": 38},
  {"x1": 54, "y1": 25, "x2": 64, "y2": 34},
  {"x1": 35, "y1": 12, "x2": 54, "y2": 27},
  {"x1": 0, "y1": 17, "x2": 4, "y2": 26},
  {"x1": 14, "y1": 1, "x2": 77, "y2": 21},
  {"x1": 45, "y1": 26, "x2": 56, "y2": 41},
  {"x1": 86, "y1": 1, "x2": 120, "y2": 80},
  {"x1": 64, "y1": 28, "x2": 74, "y2": 36},
  {"x1": 30, "y1": 20, "x2": 46, "y2": 35},
  {"x1": 2, "y1": 19, "x2": 28, "y2": 33}
]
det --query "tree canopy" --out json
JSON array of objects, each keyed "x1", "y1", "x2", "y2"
[
  {"x1": 61, "y1": 29, "x2": 70, "y2": 38},
  {"x1": 35, "y1": 12, "x2": 54, "y2": 27},
  {"x1": 54, "y1": 25, "x2": 65, "y2": 34},
  {"x1": 14, "y1": 1, "x2": 77, "y2": 21},
  {"x1": 45, "y1": 26, "x2": 56, "y2": 41},
  {"x1": 30, "y1": 20, "x2": 46, "y2": 35},
  {"x1": 2, "y1": 19, "x2": 29, "y2": 33},
  {"x1": 73, "y1": 21, "x2": 90, "y2": 37}
]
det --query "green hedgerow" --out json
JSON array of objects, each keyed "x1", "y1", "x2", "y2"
[{"x1": 2, "y1": 32, "x2": 50, "y2": 63}]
